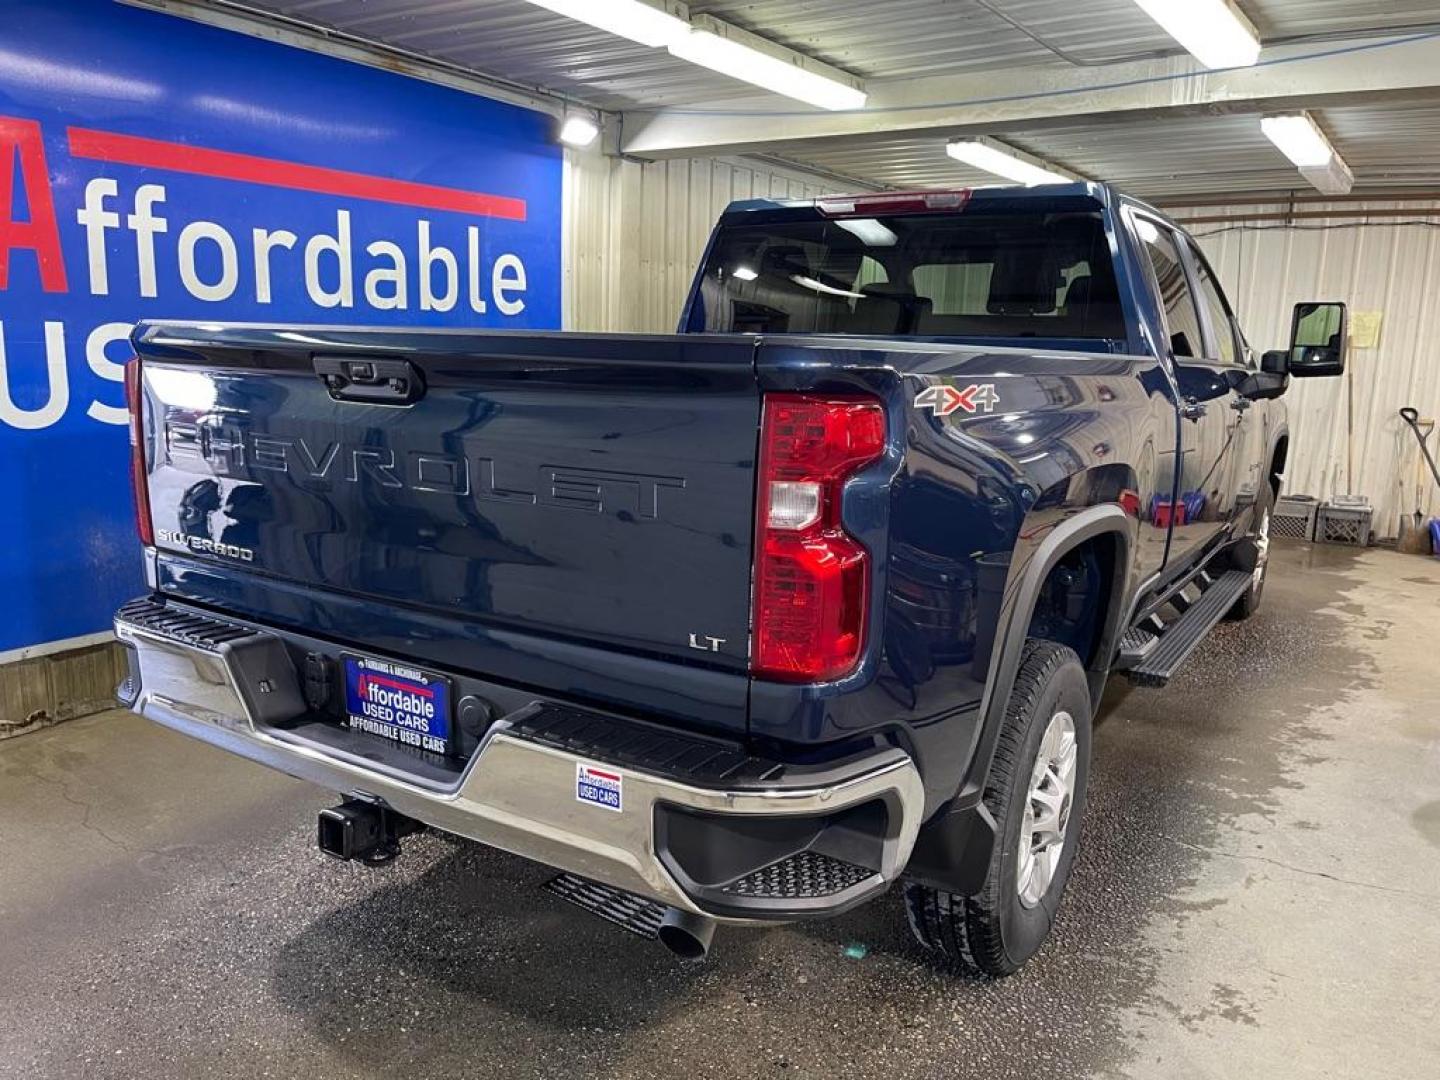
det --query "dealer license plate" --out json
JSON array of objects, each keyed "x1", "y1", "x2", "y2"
[{"x1": 342, "y1": 654, "x2": 452, "y2": 756}]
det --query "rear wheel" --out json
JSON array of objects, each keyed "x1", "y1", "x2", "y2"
[{"x1": 904, "y1": 640, "x2": 1091, "y2": 976}]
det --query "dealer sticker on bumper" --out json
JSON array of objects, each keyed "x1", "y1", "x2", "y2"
[{"x1": 576, "y1": 763, "x2": 623, "y2": 812}]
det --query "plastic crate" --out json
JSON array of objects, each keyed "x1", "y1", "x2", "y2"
[
  {"x1": 1317, "y1": 498, "x2": 1373, "y2": 547},
  {"x1": 1272, "y1": 494, "x2": 1319, "y2": 541}
]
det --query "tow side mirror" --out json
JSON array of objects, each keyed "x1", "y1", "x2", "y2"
[{"x1": 1287, "y1": 301, "x2": 1347, "y2": 378}]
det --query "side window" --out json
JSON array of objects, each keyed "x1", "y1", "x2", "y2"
[
  {"x1": 1192, "y1": 256, "x2": 1242, "y2": 365},
  {"x1": 1134, "y1": 219, "x2": 1204, "y2": 359}
]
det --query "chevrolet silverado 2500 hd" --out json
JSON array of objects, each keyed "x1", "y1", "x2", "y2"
[{"x1": 115, "y1": 183, "x2": 1346, "y2": 973}]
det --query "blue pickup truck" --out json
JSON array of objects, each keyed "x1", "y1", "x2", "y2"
[{"x1": 114, "y1": 183, "x2": 1345, "y2": 974}]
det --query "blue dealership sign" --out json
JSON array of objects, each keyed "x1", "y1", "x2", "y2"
[{"x1": 0, "y1": 0, "x2": 562, "y2": 654}]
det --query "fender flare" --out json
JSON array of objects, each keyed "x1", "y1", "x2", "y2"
[
  {"x1": 959, "y1": 503, "x2": 1134, "y2": 805},
  {"x1": 902, "y1": 504, "x2": 1134, "y2": 896}
]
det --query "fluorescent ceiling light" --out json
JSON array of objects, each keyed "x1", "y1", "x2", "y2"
[
  {"x1": 835, "y1": 218, "x2": 897, "y2": 246},
  {"x1": 1130, "y1": 0, "x2": 1261, "y2": 69},
  {"x1": 523, "y1": 0, "x2": 690, "y2": 48},
  {"x1": 1261, "y1": 113, "x2": 1334, "y2": 168},
  {"x1": 558, "y1": 115, "x2": 600, "y2": 147},
  {"x1": 1262, "y1": 112, "x2": 1353, "y2": 194},
  {"x1": 1300, "y1": 155, "x2": 1354, "y2": 196},
  {"x1": 732, "y1": 265, "x2": 759, "y2": 281},
  {"x1": 946, "y1": 137, "x2": 1072, "y2": 187},
  {"x1": 524, "y1": 4, "x2": 867, "y2": 112},
  {"x1": 669, "y1": 16, "x2": 867, "y2": 111}
]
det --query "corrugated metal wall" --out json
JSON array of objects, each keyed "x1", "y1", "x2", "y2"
[
  {"x1": 563, "y1": 150, "x2": 837, "y2": 333},
  {"x1": 1188, "y1": 204, "x2": 1440, "y2": 538}
]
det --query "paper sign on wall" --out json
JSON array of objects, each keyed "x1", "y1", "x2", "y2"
[{"x1": 1349, "y1": 311, "x2": 1384, "y2": 349}]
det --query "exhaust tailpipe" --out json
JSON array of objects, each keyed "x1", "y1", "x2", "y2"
[{"x1": 657, "y1": 907, "x2": 716, "y2": 960}]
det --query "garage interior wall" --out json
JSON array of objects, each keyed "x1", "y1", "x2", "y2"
[
  {"x1": 563, "y1": 149, "x2": 839, "y2": 334},
  {"x1": 1188, "y1": 204, "x2": 1440, "y2": 538}
]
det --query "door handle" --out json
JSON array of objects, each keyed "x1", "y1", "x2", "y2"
[
  {"x1": 1180, "y1": 397, "x2": 1207, "y2": 422},
  {"x1": 314, "y1": 356, "x2": 426, "y2": 406},
  {"x1": 1230, "y1": 396, "x2": 1253, "y2": 412}
]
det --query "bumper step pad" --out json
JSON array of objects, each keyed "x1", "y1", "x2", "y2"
[
  {"x1": 116, "y1": 597, "x2": 260, "y2": 652},
  {"x1": 509, "y1": 703, "x2": 784, "y2": 786},
  {"x1": 115, "y1": 596, "x2": 307, "y2": 725},
  {"x1": 720, "y1": 850, "x2": 876, "y2": 900},
  {"x1": 542, "y1": 873, "x2": 667, "y2": 940}
]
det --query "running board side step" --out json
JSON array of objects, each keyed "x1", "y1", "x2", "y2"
[{"x1": 1118, "y1": 570, "x2": 1251, "y2": 688}]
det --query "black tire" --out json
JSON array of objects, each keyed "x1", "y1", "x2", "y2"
[
  {"x1": 1227, "y1": 484, "x2": 1275, "y2": 621},
  {"x1": 904, "y1": 640, "x2": 1092, "y2": 976}
]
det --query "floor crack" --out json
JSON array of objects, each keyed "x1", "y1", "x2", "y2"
[
  {"x1": 1157, "y1": 833, "x2": 1439, "y2": 902},
  {"x1": 10, "y1": 757, "x2": 141, "y2": 855}
]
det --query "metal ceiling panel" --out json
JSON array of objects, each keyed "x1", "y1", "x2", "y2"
[
  {"x1": 222, "y1": 0, "x2": 1440, "y2": 109},
  {"x1": 1244, "y1": 0, "x2": 1440, "y2": 37},
  {"x1": 177, "y1": 1, "x2": 1440, "y2": 195},
  {"x1": 776, "y1": 101, "x2": 1440, "y2": 199}
]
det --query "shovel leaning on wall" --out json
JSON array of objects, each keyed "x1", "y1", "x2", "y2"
[{"x1": 1399, "y1": 407, "x2": 1439, "y2": 556}]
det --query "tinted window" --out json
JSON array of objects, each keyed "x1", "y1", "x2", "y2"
[
  {"x1": 1135, "y1": 219, "x2": 1204, "y2": 359},
  {"x1": 1192, "y1": 256, "x2": 1241, "y2": 365},
  {"x1": 691, "y1": 210, "x2": 1125, "y2": 341}
]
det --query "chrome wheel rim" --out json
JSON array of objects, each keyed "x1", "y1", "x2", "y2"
[
  {"x1": 1017, "y1": 710, "x2": 1078, "y2": 908},
  {"x1": 1253, "y1": 509, "x2": 1271, "y2": 589}
]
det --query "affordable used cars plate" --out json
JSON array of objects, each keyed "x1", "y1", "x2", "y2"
[{"x1": 342, "y1": 654, "x2": 452, "y2": 755}]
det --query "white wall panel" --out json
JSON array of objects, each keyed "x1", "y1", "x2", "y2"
[
  {"x1": 1189, "y1": 204, "x2": 1440, "y2": 538},
  {"x1": 563, "y1": 150, "x2": 836, "y2": 334}
]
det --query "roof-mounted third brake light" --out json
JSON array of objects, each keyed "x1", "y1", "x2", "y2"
[{"x1": 816, "y1": 191, "x2": 971, "y2": 218}]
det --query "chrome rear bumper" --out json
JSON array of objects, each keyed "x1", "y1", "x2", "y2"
[{"x1": 115, "y1": 600, "x2": 924, "y2": 921}]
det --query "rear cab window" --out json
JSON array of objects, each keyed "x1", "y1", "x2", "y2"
[
  {"x1": 1132, "y1": 216, "x2": 1206, "y2": 360},
  {"x1": 688, "y1": 197, "x2": 1128, "y2": 349}
]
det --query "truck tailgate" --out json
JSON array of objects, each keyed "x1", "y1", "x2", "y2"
[{"x1": 134, "y1": 326, "x2": 760, "y2": 676}]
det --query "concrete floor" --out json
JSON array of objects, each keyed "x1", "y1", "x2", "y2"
[{"x1": 2, "y1": 542, "x2": 1438, "y2": 1080}]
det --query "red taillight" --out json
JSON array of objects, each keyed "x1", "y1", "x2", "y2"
[
  {"x1": 752, "y1": 394, "x2": 886, "y2": 682},
  {"x1": 124, "y1": 357, "x2": 154, "y2": 546}
]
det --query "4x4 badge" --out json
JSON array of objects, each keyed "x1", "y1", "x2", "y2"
[{"x1": 916, "y1": 383, "x2": 1000, "y2": 417}]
